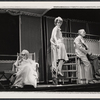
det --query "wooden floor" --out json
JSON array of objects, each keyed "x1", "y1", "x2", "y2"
[
  {"x1": 0, "y1": 80, "x2": 100, "y2": 92},
  {"x1": 5, "y1": 83, "x2": 100, "y2": 92},
  {"x1": 35, "y1": 83, "x2": 100, "y2": 92}
]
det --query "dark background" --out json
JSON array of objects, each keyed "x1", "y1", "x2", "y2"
[{"x1": 0, "y1": 13, "x2": 19, "y2": 55}]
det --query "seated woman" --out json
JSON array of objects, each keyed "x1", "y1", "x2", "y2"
[{"x1": 11, "y1": 49, "x2": 39, "y2": 89}]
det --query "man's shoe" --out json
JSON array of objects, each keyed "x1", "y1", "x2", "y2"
[
  {"x1": 88, "y1": 80, "x2": 95, "y2": 84},
  {"x1": 95, "y1": 72, "x2": 100, "y2": 76}
]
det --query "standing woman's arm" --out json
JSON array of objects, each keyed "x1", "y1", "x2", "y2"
[
  {"x1": 50, "y1": 27, "x2": 58, "y2": 46},
  {"x1": 53, "y1": 27, "x2": 58, "y2": 46}
]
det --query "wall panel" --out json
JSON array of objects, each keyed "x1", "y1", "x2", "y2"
[
  {"x1": 70, "y1": 20, "x2": 87, "y2": 33},
  {"x1": 21, "y1": 15, "x2": 44, "y2": 82},
  {"x1": 88, "y1": 22, "x2": 100, "y2": 35}
]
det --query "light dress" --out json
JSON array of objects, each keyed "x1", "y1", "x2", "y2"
[
  {"x1": 50, "y1": 26, "x2": 68, "y2": 70},
  {"x1": 12, "y1": 59, "x2": 38, "y2": 88}
]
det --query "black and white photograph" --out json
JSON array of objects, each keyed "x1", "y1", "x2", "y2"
[{"x1": 0, "y1": 2, "x2": 100, "y2": 98}]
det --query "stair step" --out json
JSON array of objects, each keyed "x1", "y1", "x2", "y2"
[
  {"x1": 62, "y1": 70, "x2": 77, "y2": 72},
  {"x1": 64, "y1": 63, "x2": 76, "y2": 65},
  {"x1": 58, "y1": 76, "x2": 78, "y2": 79}
]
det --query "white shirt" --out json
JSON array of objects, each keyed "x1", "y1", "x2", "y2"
[{"x1": 74, "y1": 35, "x2": 88, "y2": 57}]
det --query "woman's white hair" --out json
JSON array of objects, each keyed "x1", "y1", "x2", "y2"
[{"x1": 21, "y1": 49, "x2": 29, "y2": 58}]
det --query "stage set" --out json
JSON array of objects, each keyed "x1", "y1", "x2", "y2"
[{"x1": 0, "y1": 8, "x2": 100, "y2": 91}]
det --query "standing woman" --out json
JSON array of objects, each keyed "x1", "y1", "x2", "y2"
[{"x1": 50, "y1": 17, "x2": 68, "y2": 76}]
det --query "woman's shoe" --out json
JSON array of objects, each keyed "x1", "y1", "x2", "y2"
[
  {"x1": 95, "y1": 72, "x2": 100, "y2": 76},
  {"x1": 52, "y1": 68, "x2": 56, "y2": 74},
  {"x1": 58, "y1": 72, "x2": 64, "y2": 76}
]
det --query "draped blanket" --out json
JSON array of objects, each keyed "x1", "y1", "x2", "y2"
[{"x1": 12, "y1": 59, "x2": 38, "y2": 88}]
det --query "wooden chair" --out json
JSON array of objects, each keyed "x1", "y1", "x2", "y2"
[
  {"x1": 12, "y1": 53, "x2": 36, "y2": 71},
  {"x1": 12, "y1": 53, "x2": 39, "y2": 79}
]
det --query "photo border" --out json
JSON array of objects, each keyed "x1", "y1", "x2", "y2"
[{"x1": 0, "y1": 1, "x2": 100, "y2": 99}]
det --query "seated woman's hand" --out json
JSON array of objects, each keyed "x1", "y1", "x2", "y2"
[{"x1": 17, "y1": 55, "x2": 20, "y2": 61}]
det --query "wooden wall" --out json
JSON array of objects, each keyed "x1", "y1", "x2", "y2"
[{"x1": 21, "y1": 15, "x2": 44, "y2": 82}]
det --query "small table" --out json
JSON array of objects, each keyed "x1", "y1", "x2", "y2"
[{"x1": 0, "y1": 70, "x2": 15, "y2": 89}]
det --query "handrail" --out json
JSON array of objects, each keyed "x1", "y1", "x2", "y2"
[
  {"x1": 67, "y1": 53, "x2": 100, "y2": 57},
  {"x1": 67, "y1": 53, "x2": 76, "y2": 56},
  {"x1": 62, "y1": 31, "x2": 100, "y2": 37},
  {"x1": 0, "y1": 55, "x2": 17, "y2": 57},
  {"x1": 0, "y1": 60, "x2": 15, "y2": 63}
]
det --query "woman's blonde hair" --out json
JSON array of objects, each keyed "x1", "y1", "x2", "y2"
[{"x1": 54, "y1": 16, "x2": 63, "y2": 25}]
